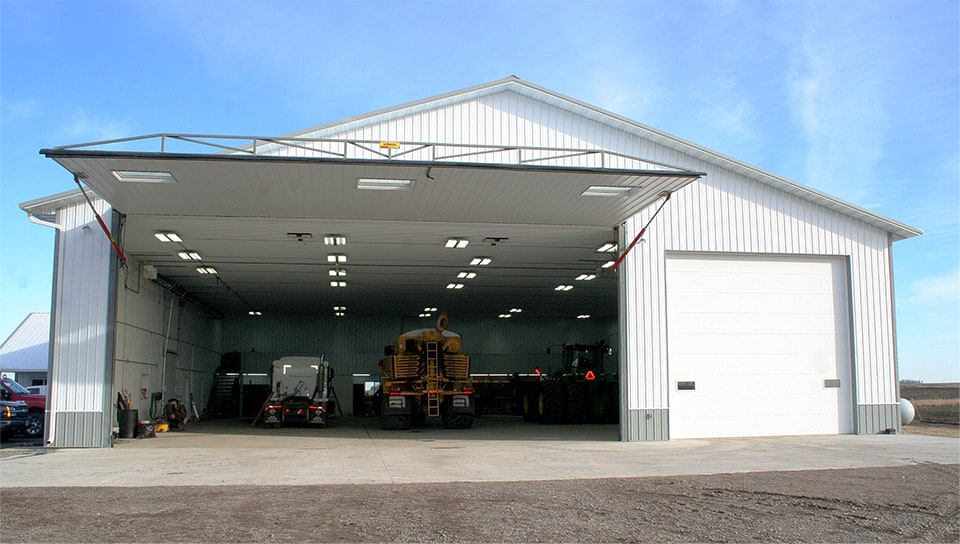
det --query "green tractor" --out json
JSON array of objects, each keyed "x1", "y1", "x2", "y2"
[{"x1": 522, "y1": 342, "x2": 619, "y2": 424}]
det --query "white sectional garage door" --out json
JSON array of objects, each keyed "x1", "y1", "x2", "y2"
[{"x1": 666, "y1": 254, "x2": 853, "y2": 439}]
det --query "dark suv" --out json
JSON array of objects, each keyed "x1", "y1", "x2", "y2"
[
  {"x1": 1, "y1": 400, "x2": 29, "y2": 442},
  {"x1": 0, "y1": 378, "x2": 45, "y2": 438}
]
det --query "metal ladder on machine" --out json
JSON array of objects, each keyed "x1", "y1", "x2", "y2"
[{"x1": 425, "y1": 341, "x2": 440, "y2": 417}]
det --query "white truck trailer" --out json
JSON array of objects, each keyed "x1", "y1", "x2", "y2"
[{"x1": 261, "y1": 355, "x2": 333, "y2": 428}]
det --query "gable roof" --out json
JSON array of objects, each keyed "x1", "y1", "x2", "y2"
[
  {"x1": 0, "y1": 312, "x2": 50, "y2": 373},
  {"x1": 290, "y1": 76, "x2": 921, "y2": 241}
]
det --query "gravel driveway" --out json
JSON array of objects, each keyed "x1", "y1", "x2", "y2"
[{"x1": 2, "y1": 463, "x2": 957, "y2": 543}]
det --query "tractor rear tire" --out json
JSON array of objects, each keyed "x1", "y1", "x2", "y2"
[
  {"x1": 564, "y1": 381, "x2": 587, "y2": 424},
  {"x1": 541, "y1": 380, "x2": 564, "y2": 425},
  {"x1": 381, "y1": 414, "x2": 411, "y2": 430}
]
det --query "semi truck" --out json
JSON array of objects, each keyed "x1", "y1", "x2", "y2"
[
  {"x1": 378, "y1": 315, "x2": 475, "y2": 430},
  {"x1": 261, "y1": 355, "x2": 333, "y2": 428}
]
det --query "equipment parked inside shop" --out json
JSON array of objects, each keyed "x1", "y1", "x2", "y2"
[
  {"x1": 378, "y1": 315, "x2": 475, "y2": 430},
  {"x1": 257, "y1": 356, "x2": 334, "y2": 428},
  {"x1": 523, "y1": 342, "x2": 619, "y2": 424}
]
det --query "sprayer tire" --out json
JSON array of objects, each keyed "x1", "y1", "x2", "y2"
[
  {"x1": 521, "y1": 386, "x2": 537, "y2": 422},
  {"x1": 442, "y1": 412, "x2": 474, "y2": 429},
  {"x1": 381, "y1": 415, "x2": 411, "y2": 430}
]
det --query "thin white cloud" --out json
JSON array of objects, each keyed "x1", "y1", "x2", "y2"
[
  {"x1": 697, "y1": 77, "x2": 756, "y2": 141},
  {"x1": 786, "y1": 9, "x2": 889, "y2": 208},
  {"x1": 1, "y1": 97, "x2": 42, "y2": 122},
  {"x1": 904, "y1": 268, "x2": 960, "y2": 306},
  {"x1": 57, "y1": 110, "x2": 132, "y2": 144}
]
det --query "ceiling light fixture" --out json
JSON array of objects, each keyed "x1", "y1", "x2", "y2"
[
  {"x1": 196, "y1": 267, "x2": 217, "y2": 275},
  {"x1": 154, "y1": 232, "x2": 182, "y2": 243},
  {"x1": 112, "y1": 170, "x2": 177, "y2": 184},
  {"x1": 327, "y1": 254, "x2": 347, "y2": 263},
  {"x1": 498, "y1": 314, "x2": 512, "y2": 318},
  {"x1": 446, "y1": 283, "x2": 464, "y2": 290},
  {"x1": 418, "y1": 313, "x2": 432, "y2": 318},
  {"x1": 581, "y1": 185, "x2": 636, "y2": 197},
  {"x1": 423, "y1": 307, "x2": 438, "y2": 312},
  {"x1": 445, "y1": 239, "x2": 469, "y2": 249},
  {"x1": 334, "y1": 306, "x2": 347, "y2": 311},
  {"x1": 323, "y1": 235, "x2": 347, "y2": 246},
  {"x1": 575, "y1": 274, "x2": 597, "y2": 281},
  {"x1": 555, "y1": 285, "x2": 573, "y2": 291},
  {"x1": 178, "y1": 251, "x2": 202, "y2": 261},
  {"x1": 601, "y1": 260, "x2": 616, "y2": 269},
  {"x1": 248, "y1": 311, "x2": 262, "y2": 316},
  {"x1": 597, "y1": 242, "x2": 618, "y2": 253},
  {"x1": 577, "y1": 314, "x2": 591, "y2": 319},
  {"x1": 470, "y1": 257, "x2": 492, "y2": 266},
  {"x1": 357, "y1": 178, "x2": 415, "y2": 191},
  {"x1": 510, "y1": 308, "x2": 522, "y2": 313},
  {"x1": 457, "y1": 271, "x2": 477, "y2": 279},
  {"x1": 328, "y1": 269, "x2": 347, "y2": 277},
  {"x1": 330, "y1": 281, "x2": 347, "y2": 287}
]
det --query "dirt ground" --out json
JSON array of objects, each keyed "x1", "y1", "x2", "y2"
[{"x1": 1, "y1": 462, "x2": 957, "y2": 543}]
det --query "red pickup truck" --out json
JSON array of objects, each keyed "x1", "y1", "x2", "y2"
[{"x1": 0, "y1": 378, "x2": 45, "y2": 438}]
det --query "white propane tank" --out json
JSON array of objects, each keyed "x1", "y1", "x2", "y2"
[{"x1": 899, "y1": 398, "x2": 916, "y2": 425}]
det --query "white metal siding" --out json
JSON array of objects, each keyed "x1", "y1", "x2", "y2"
[
  {"x1": 48, "y1": 198, "x2": 115, "y2": 447},
  {"x1": 620, "y1": 171, "x2": 898, "y2": 437}
]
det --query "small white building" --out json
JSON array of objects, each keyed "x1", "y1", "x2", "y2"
[
  {"x1": 0, "y1": 312, "x2": 50, "y2": 387},
  {"x1": 21, "y1": 77, "x2": 919, "y2": 447}
]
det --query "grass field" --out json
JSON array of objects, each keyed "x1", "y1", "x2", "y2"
[{"x1": 901, "y1": 382, "x2": 959, "y2": 426}]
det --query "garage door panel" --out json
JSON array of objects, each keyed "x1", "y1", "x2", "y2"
[
  {"x1": 667, "y1": 311, "x2": 845, "y2": 336},
  {"x1": 666, "y1": 254, "x2": 853, "y2": 439},
  {"x1": 666, "y1": 292, "x2": 842, "y2": 315}
]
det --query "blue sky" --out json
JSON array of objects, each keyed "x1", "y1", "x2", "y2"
[{"x1": 1, "y1": 0, "x2": 957, "y2": 381}]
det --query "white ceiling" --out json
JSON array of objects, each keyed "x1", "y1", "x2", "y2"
[{"x1": 46, "y1": 151, "x2": 701, "y2": 320}]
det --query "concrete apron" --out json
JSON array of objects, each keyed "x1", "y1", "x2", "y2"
[{"x1": 1, "y1": 417, "x2": 957, "y2": 487}]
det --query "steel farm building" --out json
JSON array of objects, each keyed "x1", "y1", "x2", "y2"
[{"x1": 20, "y1": 77, "x2": 920, "y2": 447}]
